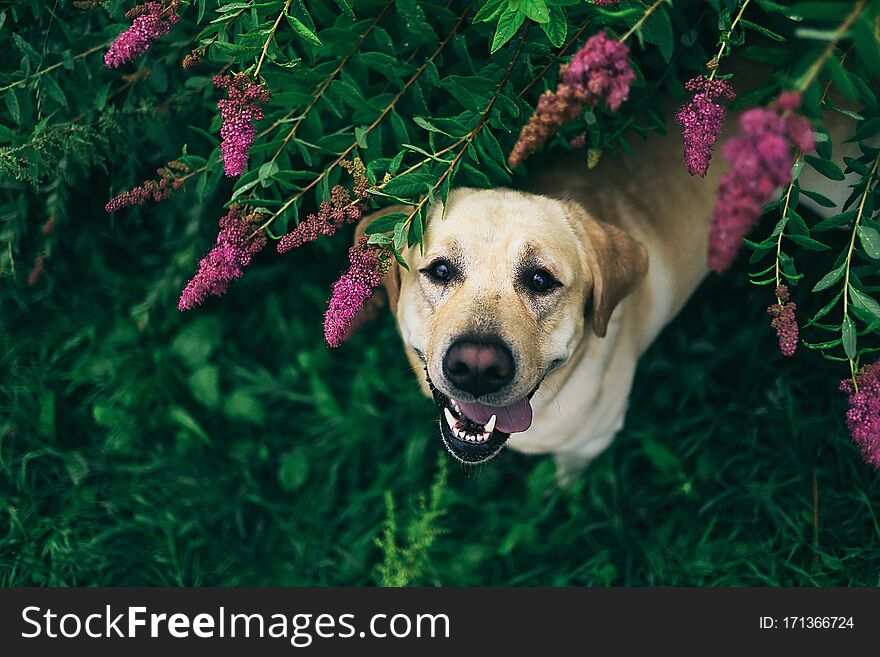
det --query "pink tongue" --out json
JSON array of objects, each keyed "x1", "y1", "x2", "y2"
[{"x1": 456, "y1": 398, "x2": 533, "y2": 434}]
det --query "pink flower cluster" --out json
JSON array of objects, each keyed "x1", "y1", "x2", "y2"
[
  {"x1": 508, "y1": 32, "x2": 634, "y2": 168},
  {"x1": 104, "y1": 1, "x2": 180, "y2": 68},
  {"x1": 324, "y1": 239, "x2": 387, "y2": 348},
  {"x1": 767, "y1": 284, "x2": 798, "y2": 357},
  {"x1": 178, "y1": 207, "x2": 266, "y2": 311},
  {"x1": 105, "y1": 161, "x2": 190, "y2": 212},
  {"x1": 277, "y1": 159, "x2": 371, "y2": 254},
  {"x1": 840, "y1": 363, "x2": 880, "y2": 470},
  {"x1": 708, "y1": 93, "x2": 815, "y2": 273},
  {"x1": 675, "y1": 77, "x2": 735, "y2": 177},
  {"x1": 214, "y1": 73, "x2": 271, "y2": 178},
  {"x1": 563, "y1": 31, "x2": 635, "y2": 113}
]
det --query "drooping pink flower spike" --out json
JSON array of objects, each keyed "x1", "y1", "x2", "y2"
[
  {"x1": 104, "y1": 1, "x2": 181, "y2": 69},
  {"x1": 323, "y1": 239, "x2": 390, "y2": 348},
  {"x1": 277, "y1": 159, "x2": 372, "y2": 254},
  {"x1": 214, "y1": 73, "x2": 271, "y2": 178},
  {"x1": 707, "y1": 92, "x2": 815, "y2": 273},
  {"x1": 105, "y1": 161, "x2": 191, "y2": 212},
  {"x1": 840, "y1": 362, "x2": 880, "y2": 470},
  {"x1": 508, "y1": 31, "x2": 635, "y2": 168},
  {"x1": 178, "y1": 207, "x2": 266, "y2": 311},
  {"x1": 767, "y1": 284, "x2": 798, "y2": 357},
  {"x1": 676, "y1": 76, "x2": 736, "y2": 177}
]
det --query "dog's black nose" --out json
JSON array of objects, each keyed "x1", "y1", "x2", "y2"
[{"x1": 443, "y1": 340, "x2": 514, "y2": 397}]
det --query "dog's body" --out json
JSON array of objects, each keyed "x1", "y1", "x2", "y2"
[
  {"x1": 517, "y1": 132, "x2": 722, "y2": 477},
  {"x1": 360, "y1": 103, "x2": 851, "y2": 479}
]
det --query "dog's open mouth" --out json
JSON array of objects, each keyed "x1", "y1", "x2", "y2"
[{"x1": 428, "y1": 375, "x2": 537, "y2": 464}]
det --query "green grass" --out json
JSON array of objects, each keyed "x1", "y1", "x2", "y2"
[{"x1": 1, "y1": 183, "x2": 879, "y2": 587}]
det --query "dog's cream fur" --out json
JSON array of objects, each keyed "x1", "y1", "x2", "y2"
[{"x1": 357, "y1": 105, "x2": 854, "y2": 480}]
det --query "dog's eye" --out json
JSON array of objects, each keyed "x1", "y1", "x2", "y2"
[
  {"x1": 525, "y1": 269, "x2": 561, "y2": 294},
  {"x1": 423, "y1": 260, "x2": 453, "y2": 284}
]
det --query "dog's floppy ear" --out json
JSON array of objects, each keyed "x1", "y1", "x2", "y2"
[
  {"x1": 353, "y1": 205, "x2": 406, "y2": 314},
  {"x1": 569, "y1": 201, "x2": 649, "y2": 338}
]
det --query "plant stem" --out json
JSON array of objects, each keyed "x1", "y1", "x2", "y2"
[
  {"x1": 254, "y1": 0, "x2": 294, "y2": 80},
  {"x1": 708, "y1": 0, "x2": 752, "y2": 81},
  {"x1": 0, "y1": 45, "x2": 104, "y2": 94},
  {"x1": 842, "y1": 150, "x2": 880, "y2": 389},
  {"x1": 774, "y1": 159, "x2": 800, "y2": 300},
  {"x1": 797, "y1": 0, "x2": 866, "y2": 93},
  {"x1": 620, "y1": 0, "x2": 666, "y2": 44}
]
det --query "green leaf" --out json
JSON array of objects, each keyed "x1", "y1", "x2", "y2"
[
  {"x1": 812, "y1": 263, "x2": 846, "y2": 292},
  {"x1": 4, "y1": 90, "x2": 20, "y2": 124},
  {"x1": 800, "y1": 188, "x2": 837, "y2": 208},
  {"x1": 196, "y1": 171, "x2": 209, "y2": 203},
  {"x1": 812, "y1": 209, "x2": 856, "y2": 233},
  {"x1": 11, "y1": 32, "x2": 40, "y2": 64},
  {"x1": 225, "y1": 390, "x2": 265, "y2": 424},
  {"x1": 278, "y1": 448, "x2": 310, "y2": 492},
  {"x1": 217, "y1": 2, "x2": 252, "y2": 13},
  {"x1": 474, "y1": 0, "x2": 506, "y2": 24},
  {"x1": 522, "y1": 0, "x2": 550, "y2": 24},
  {"x1": 368, "y1": 233, "x2": 392, "y2": 246},
  {"x1": 365, "y1": 212, "x2": 408, "y2": 234},
  {"x1": 197, "y1": 0, "x2": 207, "y2": 23},
  {"x1": 641, "y1": 5, "x2": 674, "y2": 62},
  {"x1": 393, "y1": 221, "x2": 408, "y2": 252},
  {"x1": 741, "y1": 19, "x2": 784, "y2": 41},
  {"x1": 804, "y1": 155, "x2": 845, "y2": 181},
  {"x1": 258, "y1": 160, "x2": 279, "y2": 186},
  {"x1": 849, "y1": 286, "x2": 880, "y2": 323},
  {"x1": 286, "y1": 13, "x2": 323, "y2": 47},
  {"x1": 169, "y1": 407, "x2": 211, "y2": 445},
  {"x1": 541, "y1": 5, "x2": 568, "y2": 48},
  {"x1": 491, "y1": 7, "x2": 525, "y2": 54},
  {"x1": 785, "y1": 233, "x2": 830, "y2": 251},
  {"x1": 189, "y1": 364, "x2": 220, "y2": 408},
  {"x1": 333, "y1": 0, "x2": 356, "y2": 21},
  {"x1": 391, "y1": 243, "x2": 410, "y2": 271},
  {"x1": 39, "y1": 75, "x2": 66, "y2": 106},
  {"x1": 859, "y1": 226, "x2": 880, "y2": 259},
  {"x1": 851, "y1": 15, "x2": 880, "y2": 78},
  {"x1": 842, "y1": 315, "x2": 856, "y2": 360}
]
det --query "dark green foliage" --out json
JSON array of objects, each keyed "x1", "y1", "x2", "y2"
[{"x1": 1, "y1": 1, "x2": 879, "y2": 586}]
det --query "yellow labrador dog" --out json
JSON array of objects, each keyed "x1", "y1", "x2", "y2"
[{"x1": 358, "y1": 111, "x2": 848, "y2": 480}]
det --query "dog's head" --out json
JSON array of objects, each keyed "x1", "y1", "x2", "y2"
[{"x1": 368, "y1": 188, "x2": 648, "y2": 464}]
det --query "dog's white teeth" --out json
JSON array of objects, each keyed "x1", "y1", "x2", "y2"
[
  {"x1": 443, "y1": 407, "x2": 457, "y2": 428},
  {"x1": 480, "y1": 431, "x2": 491, "y2": 442},
  {"x1": 453, "y1": 401, "x2": 461, "y2": 414},
  {"x1": 484, "y1": 415, "x2": 497, "y2": 434}
]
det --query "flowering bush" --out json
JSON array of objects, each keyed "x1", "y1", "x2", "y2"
[{"x1": 2, "y1": 0, "x2": 880, "y2": 470}]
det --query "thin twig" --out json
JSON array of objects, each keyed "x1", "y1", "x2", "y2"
[
  {"x1": 254, "y1": 0, "x2": 294, "y2": 80},
  {"x1": 620, "y1": 0, "x2": 666, "y2": 44},
  {"x1": 0, "y1": 44, "x2": 104, "y2": 94},
  {"x1": 708, "y1": 0, "x2": 752, "y2": 81},
  {"x1": 797, "y1": 0, "x2": 866, "y2": 93},
  {"x1": 842, "y1": 150, "x2": 880, "y2": 390}
]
